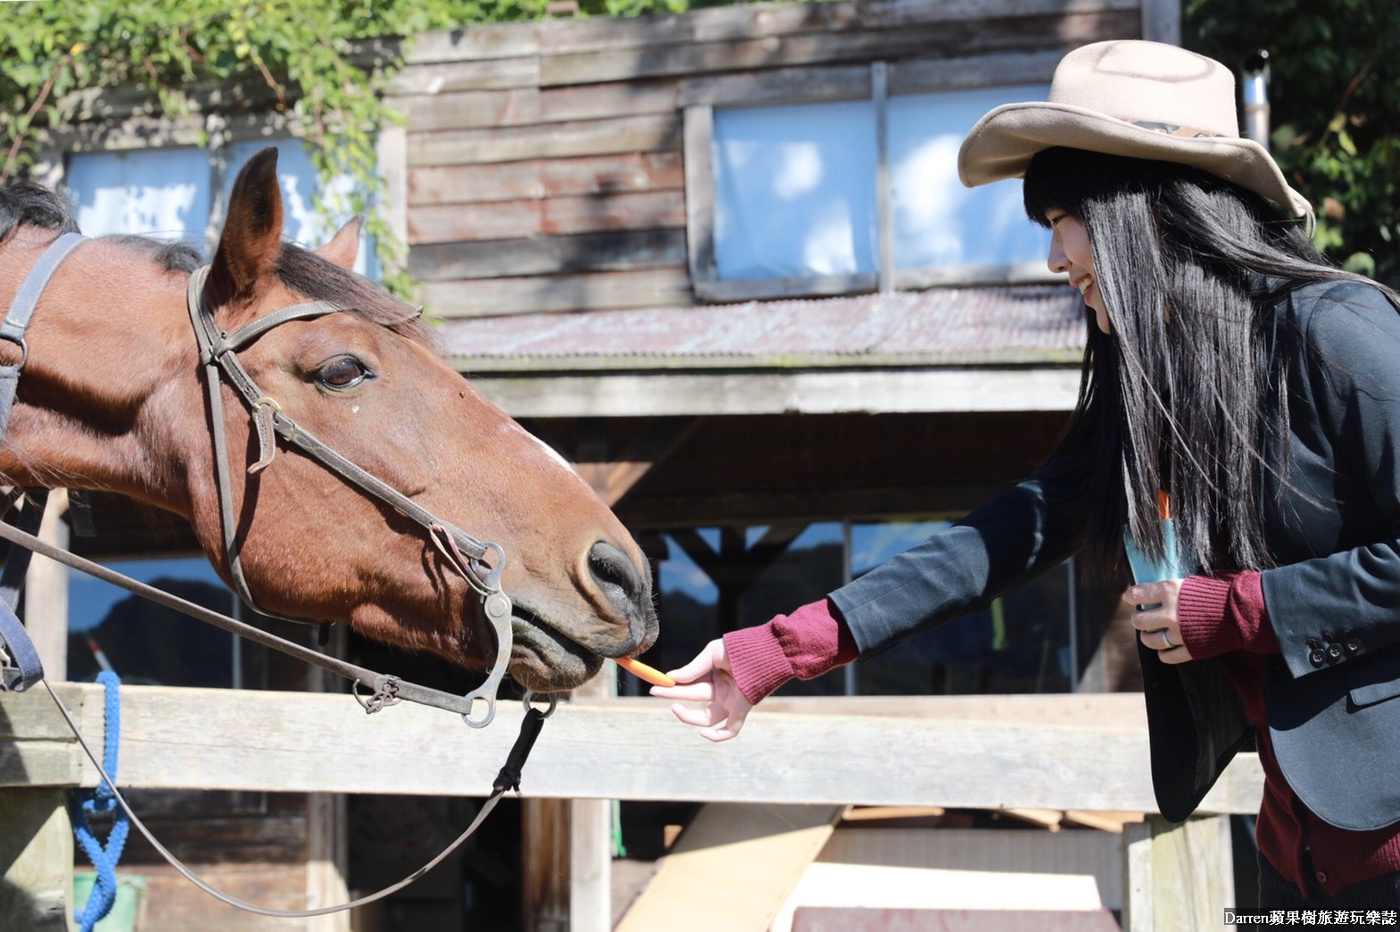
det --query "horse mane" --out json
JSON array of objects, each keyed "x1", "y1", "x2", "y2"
[
  {"x1": 0, "y1": 179, "x2": 430, "y2": 345},
  {"x1": 0, "y1": 181, "x2": 81, "y2": 245}
]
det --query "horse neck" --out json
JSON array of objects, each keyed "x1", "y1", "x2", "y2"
[{"x1": 0, "y1": 233, "x2": 202, "y2": 515}]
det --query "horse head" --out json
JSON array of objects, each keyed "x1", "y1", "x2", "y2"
[{"x1": 0, "y1": 147, "x2": 658, "y2": 692}]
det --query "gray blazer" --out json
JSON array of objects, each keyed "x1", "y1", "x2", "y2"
[{"x1": 830, "y1": 279, "x2": 1400, "y2": 831}]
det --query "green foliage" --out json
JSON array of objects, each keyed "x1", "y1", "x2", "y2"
[
  {"x1": 1185, "y1": 0, "x2": 1400, "y2": 286},
  {"x1": 0, "y1": 0, "x2": 721, "y2": 295}
]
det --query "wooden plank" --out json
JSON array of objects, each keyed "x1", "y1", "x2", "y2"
[
  {"x1": 403, "y1": 23, "x2": 540, "y2": 64},
  {"x1": 536, "y1": 0, "x2": 1139, "y2": 56},
  {"x1": 615, "y1": 803, "x2": 844, "y2": 932},
  {"x1": 408, "y1": 113, "x2": 681, "y2": 167},
  {"x1": 400, "y1": 86, "x2": 541, "y2": 133},
  {"x1": 410, "y1": 229, "x2": 687, "y2": 281},
  {"x1": 423, "y1": 268, "x2": 693, "y2": 317},
  {"x1": 385, "y1": 57, "x2": 540, "y2": 96},
  {"x1": 541, "y1": 79, "x2": 682, "y2": 124},
  {"x1": 0, "y1": 686, "x2": 1265, "y2": 816},
  {"x1": 890, "y1": 48, "x2": 1067, "y2": 94},
  {"x1": 408, "y1": 190, "x2": 685, "y2": 244},
  {"x1": 408, "y1": 152, "x2": 684, "y2": 207},
  {"x1": 680, "y1": 64, "x2": 870, "y2": 109},
  {"x1": 539, "y1": 13, "x2": 1138, "y2": 87}
]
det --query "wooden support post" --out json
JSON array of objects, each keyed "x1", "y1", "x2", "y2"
[
  {"x1": 1122, "y1": 814, "x2": 1234, "y2": 932},
  {"x1": 0, "y1": 787, "x2": 74, "y2": 932}
]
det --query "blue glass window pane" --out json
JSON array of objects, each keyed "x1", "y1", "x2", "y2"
[{"x1": 712, "y1": 100, "x2": 878, "y2": 280}]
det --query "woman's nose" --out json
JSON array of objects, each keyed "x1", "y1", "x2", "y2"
[{"x1": 1046, "y1": 234, "x2": 1068, "y2": 274}]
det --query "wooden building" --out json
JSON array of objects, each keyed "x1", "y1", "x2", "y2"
[{"x1": 14, "y1": 0, "x2": 1189, "y2": 928}]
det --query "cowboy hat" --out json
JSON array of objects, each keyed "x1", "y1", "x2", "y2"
[{"x1": 958, "y1": 40, "x2": 1313, "y2": 223}]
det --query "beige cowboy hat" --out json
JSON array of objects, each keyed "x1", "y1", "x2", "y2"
[{"x1": 958, "y1": 40, "x2": 1313, "y2": 223}]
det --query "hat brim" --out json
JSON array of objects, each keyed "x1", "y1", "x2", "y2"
[{"x1": 958, "y1": 101, "x2": 1313, "y2": 221}]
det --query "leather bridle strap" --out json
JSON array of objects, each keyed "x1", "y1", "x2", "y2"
[
  {"x1": 0, "y1": 515, "x2": 506, "y2": 721},
  {"x1": 0, "y1": 232, "x2": 85, "y2": 438},
  {"x1": 185, "y1": 265, "x2": 514, "y2": 727}
]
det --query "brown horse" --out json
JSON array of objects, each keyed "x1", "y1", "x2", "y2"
[{"x1": 0, "y1": 147, "x2": 656, "y2": 693}]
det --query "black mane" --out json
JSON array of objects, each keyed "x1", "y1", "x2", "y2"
[{"x1": 0, "y1": 181, "x2": 80, "y2": 245}]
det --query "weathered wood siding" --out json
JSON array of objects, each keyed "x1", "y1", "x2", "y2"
[{"x1": 390, "y1": 0, "x2": 1158, "y2": 319}]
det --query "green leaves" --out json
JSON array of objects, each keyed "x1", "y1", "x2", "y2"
[{"x1": 1186, "y1": 0, "x2": 1400, "y2": 286}]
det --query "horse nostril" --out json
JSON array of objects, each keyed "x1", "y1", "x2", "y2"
[{"x1": 587, "y1": 540, "x2": 645, "y2": 610}]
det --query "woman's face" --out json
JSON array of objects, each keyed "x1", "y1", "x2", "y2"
[{"x1": 1045, "y1": 210, "x2": 1110, "y2": 335}]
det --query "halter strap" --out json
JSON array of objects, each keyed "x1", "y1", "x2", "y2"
[{"x1": 0, "y1": 232, "x2": 85, "y2": 440}]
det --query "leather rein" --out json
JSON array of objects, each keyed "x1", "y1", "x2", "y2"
[{"x1": 0, "y1": 233, "x2": 526, "y2": 730}]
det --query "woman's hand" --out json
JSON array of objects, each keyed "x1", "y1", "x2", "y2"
[
  {"x1": 1127, "y1": 579, "x2": 1194, "y2": 664},
  {"x1": 649, "y1": 638, "x2": 753, "y2": 742}
]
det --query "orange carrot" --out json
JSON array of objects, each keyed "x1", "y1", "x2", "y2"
[{"x1": 616, "y1": 656, "x2": 676, "y2": 687}]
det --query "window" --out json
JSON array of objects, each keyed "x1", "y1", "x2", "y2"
[
  {"x1": 685, "y1": 58, "x2": 1058, "y2": 301},
  {"x1": 64, "y1": 137, "x2": 377, "y2": 277}
]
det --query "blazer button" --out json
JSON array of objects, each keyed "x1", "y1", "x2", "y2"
[
  {"x1": 1346, "y1": 638, "x2": 1362, "y2": 654},
  {"x1": 1316, "y1": 870, "x2": 1328, "y2": 885},
  {"x1": 1309, "y1": 649, "x2": 1326, "y2": 667},
  {"x1": 1327, "y1": 643, "x2": 1344, "y2": 660}
]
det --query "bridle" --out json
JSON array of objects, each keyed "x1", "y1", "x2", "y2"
[
  {"x1": 185, "y1": 264, "x2": 516, "y2": 727},
  {"x1": 0, "y1": 232, "x2": 525, "y2": 730},
  {"x1": 0, "y1": 229, "x2": 559, "y2": 920}
]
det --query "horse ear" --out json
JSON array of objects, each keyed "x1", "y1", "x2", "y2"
[
  {"x1": 206, "y1": 147, "x2": 284, "y2": 308},
  {"x1": 316, "y1": 216, "x2": 363, "y2": 270}
]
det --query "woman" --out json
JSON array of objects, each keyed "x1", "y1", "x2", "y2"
[{"x1": 651, "y1": 40, "x2": 1400, "y2": 909}]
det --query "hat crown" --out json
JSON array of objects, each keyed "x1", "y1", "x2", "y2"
[{"x1": 1048, "y1": 41, "x2": 1242, "y2": 140}]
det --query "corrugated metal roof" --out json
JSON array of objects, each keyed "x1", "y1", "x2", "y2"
[{"x1": 437, "y1": 285, "x2": 1088, "y2": 372}]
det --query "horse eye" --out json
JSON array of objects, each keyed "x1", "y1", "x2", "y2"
[{"x1": 316, "y1": 355, "x2": 371, "y2": 389}]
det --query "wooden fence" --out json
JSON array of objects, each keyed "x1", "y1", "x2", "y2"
[{"x1": 1, "y1": 685, "x2": 1261, "y2": 930}]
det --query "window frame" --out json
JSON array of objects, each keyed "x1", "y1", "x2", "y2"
[{"x1": 681, "y1": 51, "x2": 1067, "y2": 303}]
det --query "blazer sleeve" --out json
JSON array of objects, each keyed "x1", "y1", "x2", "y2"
[
  {"x1": 830, "y1": 459, "x2": 1082, "y2": 658},
  {"x1": 1261, "y1": 281, "x2": 1400, "y2": 679}
]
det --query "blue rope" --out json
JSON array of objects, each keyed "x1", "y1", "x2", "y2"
[{"x1": 70, "y1": 671, "x2": 129, "y2": 932}]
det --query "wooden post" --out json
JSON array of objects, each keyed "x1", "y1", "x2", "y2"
[
  {"x1": 1122, "y1": 814, "x2": 1234, "y2": 932},
  {"x1": 0, "y1": 787, "x2": 75, "y2": 932}
]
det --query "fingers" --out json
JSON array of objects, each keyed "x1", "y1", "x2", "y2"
[{"x1": 664, "y1": 638, "x2": 729, "y2": 685}]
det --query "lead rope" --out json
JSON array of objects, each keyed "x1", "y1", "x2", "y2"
[
  {"x1": 69, "y1": 671, "x2": 129, "y2": 932},
  {"x1": 41, "y1": 678, "x2": 555, "y2": 919}
]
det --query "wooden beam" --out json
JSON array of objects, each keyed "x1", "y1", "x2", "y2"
[
  {"x1": 1123, "y1": 815, "x2": 1234, "y2": 932},
  {"x1": 462, "y1": 368, "x2": 1083, "y2": 418},
  {"x1": 0, "y1": 788, "x2": 73, "y2": 932},
  {"x1": 0, "y1": 686, "x2": 1266, "y2": 817}
]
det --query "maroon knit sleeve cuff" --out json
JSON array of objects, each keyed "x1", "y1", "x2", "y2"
[
  {"x1": 722, "y1": 598, "x2": 857, "y2": 705},
  {"x1": 723, "y1": 623, "x2": 795, "y2": 705},
  {"x1": 1178, "y1": 570, "x2": 1276, "y2": 658},
  {"x1": 1177, "y1": 574, "x2": 1242, "y2": 659}
]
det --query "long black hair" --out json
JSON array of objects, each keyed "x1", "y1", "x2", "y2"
[{"x1": 1023, "y1": 146, "x2": 1397, "y2": 576}]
